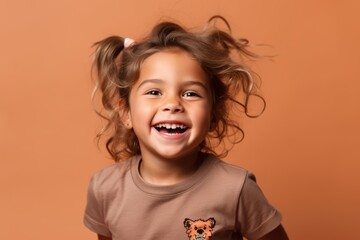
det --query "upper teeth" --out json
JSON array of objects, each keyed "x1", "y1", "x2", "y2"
[
  {"x1": 155, "y1": 123, "x2": 187, "y2": 129},
  {"x1": 195, "y1": 235, "x2": 206, "y2": 240}
]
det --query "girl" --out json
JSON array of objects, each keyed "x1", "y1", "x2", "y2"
[{"x1": 84, "y1": 16, "x2": 289, "y2": 240}]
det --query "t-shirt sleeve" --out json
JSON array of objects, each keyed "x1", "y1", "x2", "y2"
[
  {"x1": 237, "y1": 173, "x2": 282, "y2": 240},
  {"x1": 83, "y1": 176, "x2": 112, "y2": 237}
]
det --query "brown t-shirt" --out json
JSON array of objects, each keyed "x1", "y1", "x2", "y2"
[{"x1": 84, "y1": 154, "x2": 282, "y2": 240}]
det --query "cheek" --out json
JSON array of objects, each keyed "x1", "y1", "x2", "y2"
[
  {"x1": 196, "y1": 103, "x2": 212, "y2": 127},
  {"x1": 129, "y1": 101, "x2": 155, "y2": 126}
]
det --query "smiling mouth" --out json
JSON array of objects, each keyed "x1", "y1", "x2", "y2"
[
  {"x1": 154, "y1": 123, "x2": 188, "y2": 134},
  {"x1": 195, "y1": 234, "x2": 206, "y2": 240}
]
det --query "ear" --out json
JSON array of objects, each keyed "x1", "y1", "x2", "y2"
[
  {"x1": 118, "y1": 99, "x2": 132, "y2": 129},
  {"x1": 184, "y1": 218, "x2": 193, "y2": 229},
  {"x1": 206, "y1": 218, "x2": 216, "y2": 228}
]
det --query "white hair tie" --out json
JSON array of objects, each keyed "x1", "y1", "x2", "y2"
[{"x1": 124, "y1": 38, "x2": 135, "y2": 48}]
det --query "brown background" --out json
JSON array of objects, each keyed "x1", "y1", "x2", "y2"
[{"x1": 1, "y1": 0, "x2": 359, "y2": 239}]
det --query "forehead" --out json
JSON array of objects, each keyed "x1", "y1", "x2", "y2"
[
  {"x1": 193, "y1": 221, "x2": 207, "y2": 227},
  {"x1": 137, "y1": 48, "x2": 209, "y2": 86}
]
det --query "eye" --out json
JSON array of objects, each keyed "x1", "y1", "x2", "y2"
[
  {"x1": 145, "y1": 90, "x2": 161, "y2": 96},
  {"x1": 183, "y1": 91, "x2": 200, "y2": 97},
  {"x1": 204, "y1": 226, "x2": 207, "y2": 230},
  {"x1": 194, "y1": 226, "x2": 198, "y2": 230}
]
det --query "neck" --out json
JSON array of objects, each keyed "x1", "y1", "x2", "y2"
[{"x1": 139, "y1": 152, "x2": 202, "y2": 186}]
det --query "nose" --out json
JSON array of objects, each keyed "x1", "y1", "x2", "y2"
[
  {"x1": 162, "y1": 95, "x2": 184, "y2": 113},
  {"x1": 197, "y1": 229, "x2": 204, "y2": 234}
]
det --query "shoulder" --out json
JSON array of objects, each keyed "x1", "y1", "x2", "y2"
[
  {"x1": 202, "y1": 154, "x2": 253, "y2": 194},
  {"x1": 206, "y1": 154, "x2": 251, "y2": 182},
  {"x1": 84, "y1": 158, "x2": 138, "y2": 238},
  {"x1": 88, "y1": 156, "x2": 138, "y2": 195}
]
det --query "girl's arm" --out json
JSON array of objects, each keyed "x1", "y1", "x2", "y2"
[
  {"x1": 258, "y1": 224, "x2": 289, "y2": 240},
  {"x1": 98, "y1": 234, "x2": 112, "y2": 240}
]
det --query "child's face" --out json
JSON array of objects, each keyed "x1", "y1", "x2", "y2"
[{"x1": 125, "y1": 48, "x2": 212, "y2": 162}]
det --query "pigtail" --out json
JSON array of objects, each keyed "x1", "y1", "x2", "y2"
[
  {"x1": 91, "y1": 36, "x2": 129, "y2": 161},
  {"x1": 206, "y1": 16, "x2": 266, "y2": 117},
  {"x1": 92, "y1": 36, "x2": 124, "y2": 112}
]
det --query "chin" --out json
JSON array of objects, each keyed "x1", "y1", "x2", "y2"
[{"x1": 156, "y1": 148, "x2": 199, "y2": 161}]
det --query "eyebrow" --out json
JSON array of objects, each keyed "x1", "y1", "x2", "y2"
[
  {"x1": 138, "y1": 79, "x2": 208, "y2": 90},
  {"x1": 137, "y1": 79, "x2": 163, "y2": 89}
]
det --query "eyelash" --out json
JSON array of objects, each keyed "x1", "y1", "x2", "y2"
[
  {"x1": 183, "y1": 91, "x2": 200, "y2": 97},
  {"x1": 145, "y1": 90, "x2": 201, "y2": 98},
  {"x1": 145, "y1": 90, "x2": 161, "y2": 96}
]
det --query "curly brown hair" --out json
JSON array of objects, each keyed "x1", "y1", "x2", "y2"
[{"x1": 91, "y1": 16, "x2": 265, "y2": 162}]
